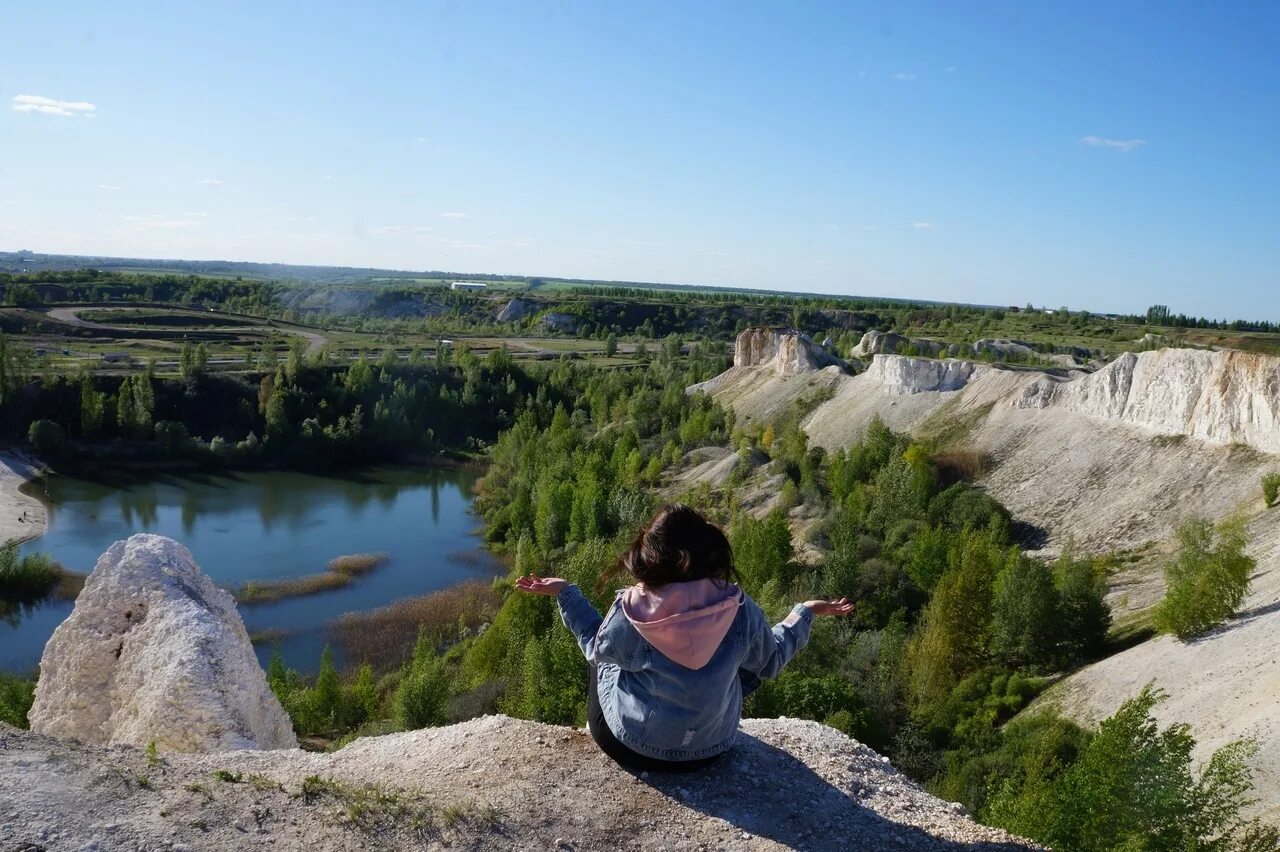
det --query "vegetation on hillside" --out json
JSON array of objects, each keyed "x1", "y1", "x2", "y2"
[
  {"x1": 1155, "y1": 517, "x2": 1255, "y2": 641},
  {"x1": 1263, "y1": 472, "x2": 1280, "y2": 508},
  {"x1": 252, "y1": 342, "x2": 1273, "y2": 847}
]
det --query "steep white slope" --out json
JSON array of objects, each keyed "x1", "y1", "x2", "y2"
[
  {"x1": 1017, "y1": 349, "x2": 1280, "y2": 453},
  {"x1": 692, "y1": 336, "x2": 1280, "y2": 819},
  {"x1": 688, "y1": 327, "x2": 847, "y2": 423},
  {"x1": 1037, "y1": 506, "x2": 1280, "y2": 823}
]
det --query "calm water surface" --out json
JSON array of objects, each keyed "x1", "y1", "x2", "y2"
[{"x1": 2, "y1": 466, "x2": 501, "y2": 673}]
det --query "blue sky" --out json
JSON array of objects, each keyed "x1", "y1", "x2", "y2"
[{"x1": 3, "y1": 2, "x2": 1277, "y2": 319}]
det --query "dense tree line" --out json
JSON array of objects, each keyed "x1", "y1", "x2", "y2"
[{"x1": 0, "y1": 339, "x2": 580, "y2": 469}]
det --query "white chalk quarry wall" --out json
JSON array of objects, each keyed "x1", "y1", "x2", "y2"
[
  {"x1": 29, "y1": 534, "x2": 296, "y2": 752},
  {"x1": 865, "y1": 355, "x2": 978, "y2": 394},
  {"x1": 733, "y1": 327, "x2": 843, "y2": 376},
  {"x1": 1017, "y1": 349, "x2": 1280, "y2": 453}
]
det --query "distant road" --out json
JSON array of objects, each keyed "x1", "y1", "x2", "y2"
[{"x1": 45, "y1": 306, "x2": 329, "y2": 356}]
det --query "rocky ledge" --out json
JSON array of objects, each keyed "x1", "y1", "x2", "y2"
[
  {"x1": 0, "y1": 715, "x2": 1037, "y2": 851},
  {"x1": 4, "y1": 533, "x2": 1037, "y2": 850}
]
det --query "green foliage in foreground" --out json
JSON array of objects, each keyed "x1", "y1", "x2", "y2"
[
  {"x1": 1263, "y1": 472, "x2": 1280, "y2": 508},
  {"x1": 984, "y1": 686, "x2": 1277, "y2": 852},
  {"x1": 267, "y1": 646, "x2": 379, "y2": 737},
  {"x1": 0, "y1": 673, "x2": 35, "y2": 728},
  {"x1": 1155, "y1": 517, "x2": 1254, "y2": 640},
  {"x1": 392, "y1": 634, "x2": 452, "y2": 729}
]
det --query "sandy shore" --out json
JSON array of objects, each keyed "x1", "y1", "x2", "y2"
[{"x1": 0, "y1": 450, "x2": 48, "y2": 545}]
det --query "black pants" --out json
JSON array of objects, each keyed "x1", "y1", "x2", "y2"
[{"x1": 586, "y1": 664, "x2": 722, "y2": 774}]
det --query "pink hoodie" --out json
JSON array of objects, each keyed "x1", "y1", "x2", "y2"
[{"x1": 621, "y1": 579, "x2": 744, "y2": 670}]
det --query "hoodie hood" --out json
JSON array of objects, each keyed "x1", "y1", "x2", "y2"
[{"x1": 621, "y1": 579, "x2": 743, "y2": 670}]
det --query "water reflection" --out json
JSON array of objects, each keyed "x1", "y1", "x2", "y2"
[{"x1": 3, "y1": 465, "x2": 502, "y2": 673}]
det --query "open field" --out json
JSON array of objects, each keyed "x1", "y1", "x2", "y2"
[{"x1": 1, "y1": 303, "x2": 652, "y2": 375}]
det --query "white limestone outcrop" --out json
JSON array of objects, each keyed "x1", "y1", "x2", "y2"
[
  {"x1": 496, "y1": 297, "x2": 538, "y2": 323},
  {"x1": 865, "y1": 354, "x2": 977, "y2": 394},
  {"x1": 28, "y1": 534, "x2": 296, "y2": 753},
  {"x1": 733, "y1": 327, "x2": 844, "y2": 375},
  {"x1": 1017, "y1": 348, "x2": 1280, "y2": 453},
  {"x1": 849, "y1": 330, "x2": 949, "y2": 359}
]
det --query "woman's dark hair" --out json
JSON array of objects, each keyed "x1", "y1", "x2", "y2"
[{"x1": 613, "y1": 504, "x2": 737, "y2": 588}]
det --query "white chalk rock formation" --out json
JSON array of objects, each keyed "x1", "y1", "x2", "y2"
[
  {"x1": 866, "y1": 354, "x2": 977, "y2": 394},
  {"x1": 734, "y1": 327, "x2": 844, "y2": 375},
  {"x1": 850, "y1": 330, "x2": 907, "y2": 358},
  {"x1": 496, "y1": 297, "x2": 537, "y2": 323},
  {"x1": 1017, "y1": 348, "x2": 1280, "y2": 453},
  {"x1": 29, "y1": 534, "x2": 296, "y2": 753}
]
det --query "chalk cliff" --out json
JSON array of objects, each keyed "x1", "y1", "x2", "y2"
[
  {"x1": 1016, "y1": 348, "x2": 1280, "y2": 453},
  {"x1": 690, "y1": 330, "x2": 1280, "y2": 822}
]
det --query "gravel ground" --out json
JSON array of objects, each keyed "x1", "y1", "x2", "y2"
[{"x1": 0, "y1": 715, "x2": 1038, "y2": 851}]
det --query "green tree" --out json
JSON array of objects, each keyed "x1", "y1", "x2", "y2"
[
  {"x1": 27, "y1": 419, "x2": 65, "y2": 456},
  {"x1": 1052, "y1": 544, "x2": 1112, "y2": 665},
  {"x1": 79, "y1": 375, "x2": 106, "y2": 437},
  {"x1": 154, "y1": 421, "x2": 189, "y2": 453},
  {"x1": 731, "y1": 509, "x2": 793, "y2": 594},
  {"x1": 990, "y1": 684, "x2": 1274, "y2": 851},
  {"x1": 312, "y1": 646, "x2": 342, "y2": 725},
  {"x1": 0, "y1": 673, "x2": 35, "y2": 729},
  {"x1": 1155, "y1": 517, "x2": 1254, "y2": 640},
  {"x1": 605, "y1": 332, "x2": 618, "y2": 357},
  {"x1": 907, "y1": 529, "x2": 1009, "y2": 709},
  {"x1": 393, "y1": 633, "x2": 452, "y2": 729},
  {"x1": 991, "y1": 556, "x2": 1058, "y2": 670},
  {"x1": 178, "y1": 341, "x2": 197, "y2": 379}
]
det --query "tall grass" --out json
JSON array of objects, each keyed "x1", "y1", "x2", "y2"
[
  {"x1": 331, "y1": 579, "x2": 502, "y2": 671},
  {"x1": 0, "y1": 540, "x2": 59, "y2": 605}
]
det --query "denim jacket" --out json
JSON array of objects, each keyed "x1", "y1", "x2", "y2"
[{"x1": 557, "y1": 583, "x2": 814, "y2": 762}]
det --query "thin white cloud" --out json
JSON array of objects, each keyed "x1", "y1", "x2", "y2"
[
  {"x1": 912, "y1": 221, "x2": 935, "y2": 229},
  {"x1": 121, "y1": 214, "x2": 202, "y2": 229},
  {"x1": 1081, "y1": 136, "x2": 1146, "y2": 153},
  {"x1": 96, "y1": 184, "x2": 124, "y2": 191},
  {"x1": 198, "y1": 178, "x2": 223, "y2": 186},
  {"x1": 415, "y1": 136, "x2": 427, "y2": 143},
  {"x1": 945, "y1": 66, "x2": 958, "y2": 73},
  {"x1": 438, "y1": 211, "x2": 469, "y2": 219},
  {"x1": 12, "y1": 94, "x2": 96, "y2": 117},
  {"x1": 371, "y1": 224, "x2": 434, "y2": 236},
  {"x1": 893, "y1": 72, "x2": 917, "y2": 81}
]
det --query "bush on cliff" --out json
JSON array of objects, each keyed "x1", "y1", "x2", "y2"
[
  {"x1": 0, "y1": 673, "x2": 35, "y2": 728},
  {"x1": 1263, "y1": 472, "x2": 1280, "y2": 508},
  {"x1": 985, "y1": 685, "x2": 1277, "y2": 852},
  {"x1": 1155, "y1": 517, "x2": 1254, "y2": 641}
]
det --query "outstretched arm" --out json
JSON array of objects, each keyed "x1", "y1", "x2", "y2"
[
  {"x1": 740, "y1": 597, "x2": 853, "y2": 682},
  {"x1": 516, "y1": 574, "x2": 603, "y2": 659}
]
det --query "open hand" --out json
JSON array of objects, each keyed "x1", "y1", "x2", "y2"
[
  {"x1": 515, "y1": 574, "x2": 568, "y2": 596},
  {"x1": 803, "y1": 598, "x2": 855, "y2": 617}
]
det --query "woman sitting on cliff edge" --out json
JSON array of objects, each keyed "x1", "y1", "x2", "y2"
[{"x1": 516, "y1": 503, "x2": 853, "y2": 772}]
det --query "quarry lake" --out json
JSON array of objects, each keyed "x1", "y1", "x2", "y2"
[{"x1": 2, "y1": 466, "x2": 503, "y2": 674}]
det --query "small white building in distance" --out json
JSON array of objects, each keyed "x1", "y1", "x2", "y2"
[{"x1": 450, "y1": 281, "x2": 488, "y2": 291}]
